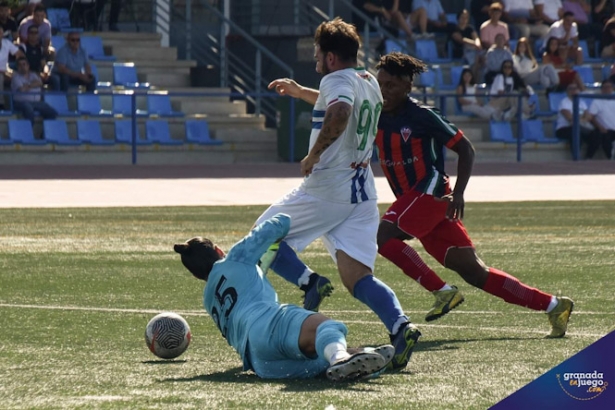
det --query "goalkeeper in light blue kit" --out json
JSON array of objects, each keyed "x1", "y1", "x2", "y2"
[{"x1": 173, "y1": 213, "x2": 393, "y2": 381}]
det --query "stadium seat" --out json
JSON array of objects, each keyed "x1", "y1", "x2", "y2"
[
  {"x1": 548, "y1": 92, "x2": 567, "y2": 114},
  {"x1": 112, "y1": 93, "x2": 147, "y2": 117},
  {"x1": 573, "y1": 65, "x2": 599, "y2": 88},
  {"x1": 146, "y1": 94, "x2": 184, "y2": 117},
  {"x1": 145, "y1": 120, "x2": 183, "y2": 145},
  {"x1": 416, "y1": 67, "x2": 438, "y2": 90},
  {"x1": 489, "y1": 121, "x2": 517, "y2": 143},
  {"x1": 89, "y1": 64, "x2": 112, "y2": 89},
  {"x1": 51, "y1": 35, "x2": 66, "y2": 50},
  {"x1": 114, "y1": 120, "x2": 150, "y2": 145},
  {"x1": 77, "y1": 93, "x2": 112, "y2": 117},
  {"x1": 383, "y1": 39, "x2": 409, "y2": 54},
  {"x1": 415, "y1": 39, "x2": 452, "y2": 63},
  {"x1": 521, "y1": 119, "x2": 553, "y2": 143},
  {"x1": 578, "y1": 40, "x2": 601, "y2": 63},
  {"x1": 43, "y1": 120, "x2": 81, "y2": 145},
  {"x1": 508, "y1": 39, "x2": 518, "y2": 53},
  {"x1": 185, "y1": 120, "x2": 222, "y2": 145},
  {"x1": 8, "y1": 120, "x2": 46, "y2": 145},
  {"x1": 81, "y1": 36, "x2": 116, "y2": 61},
  {"x1": 602, "y1": 65, "x2": 612, "y2": 81},
  {"x1": 43, "y1": 93, "x2": 80, "y2": 117},
  {"x1": 47, "y1": 8, "x2": 79, "y2": 33},
  {"x1": 446, "y1": 13, "x2": 457, "y2": 24},
  {"x1": 113, "y1": 63, "x2": 150, "y2": 89},
  {"x1": 77, "y1": 120, "x2": 114, "y2": 145}
]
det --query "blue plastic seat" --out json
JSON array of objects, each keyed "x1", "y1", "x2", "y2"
[
  {"x1": 51, "y1": 35, "x2": 66, "y2": 50},
  {"x1": 573, "y1": 65, "x2": 599, "y2": 87},
  {"x1": 146, "y1": 94, "x2": 184, "y2": 117},
  {"x1": 112, "y1": 94, "x2": 147, "y2": 117},
  {"x1": 89, "y1": 63, "x2": 112, "y2": 89},
  {"x1": 578, "y1": 40, "x2": 601, "y2": 63},
  {"x1": 521, "y1": 119, "x2": 559, "y2": 143},
  {"x1": 603, "y1": 65, "x2": 612, "y2": 81},
  {"x1": 489, "y1": 121, "x2": 517, "y2": 143},
  {"x1": 47, "y1": 8, "x2": 79, "y2": 33},
  {"x1": 43, "y1": 120, "x2": 81, "y2": 145},
  {"x1": 383, "y1": 39, "x2": 409, "y2": 54},
  {"x1": 145, "y1": 120, "x2": 183, "y2": 145},
  {"x1": 43, "y1": 93, "x2": 80, "y2": 117},
  {"x1": 508, "y1": 39, "x2": 518, "y2": 53},
  {"x1": 114, "y1": 120, "x2": 150, "y2": 145},
  {"x1": 113, "y1": 63, "x2": 150, "y2": 89},
  {"x1": 77, "y1": 120, "x2": 114, "y2": 145},
  {"x1": 415, "y1": 39, "x2": 452, "y2": 63},
  {"x1": 548, "y1": 92, "x2": 567, "y2": 114},
  {"x1": 77, "y1": 94, "x2": 112, "y2": 116},
  {"x1": 185, "y1": 120, "x2": 222, "y2": 145},
  {"x1": 81, "y1": 36, "x2": 116, "y2": 61},
  {"x1": 8, "y1": 120, "x2": 46, "y2": 145}
]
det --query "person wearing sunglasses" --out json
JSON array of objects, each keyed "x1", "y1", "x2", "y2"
[{"x1": 50, "y1": 32, "x2": 95, "y2": 92}]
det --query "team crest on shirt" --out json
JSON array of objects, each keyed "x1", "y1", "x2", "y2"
[{"x1": 400, "y1": 127, "x2": 412, "y2": 142}]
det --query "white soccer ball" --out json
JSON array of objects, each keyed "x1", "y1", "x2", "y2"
[{"x1": 145, "y1": 312, "x2": 191, "y2": 359}]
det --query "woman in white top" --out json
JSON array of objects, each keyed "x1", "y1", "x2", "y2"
[
  {"x1": 456, "y1": 67, "x2": 503, "y2": 119},
  {"x1": 512, "y1": 37, "x2": 559, "y2": 89},
  {"x1": 489, "y1": 60, "x2": 535, "y2": 120}
]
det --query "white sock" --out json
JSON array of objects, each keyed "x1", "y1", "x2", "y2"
[
  {"x1": 545, "y1": 296, "x2": 558, "y2": 313},
  {"x1": 438, "y1": 284, "x2": 453, "y2": 292},
  {"x1": 298, "y1": 269, "x2": 314, "y2": 287},
  {"x1": 391, "y1": 317, "x2": 408, "y2": 336},
  {"x1": 324, "y1": 342, "x2": 350, "y2": 365}
]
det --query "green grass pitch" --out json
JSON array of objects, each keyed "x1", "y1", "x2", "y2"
[{"x1": 1, "y1": 202, "x2": 614, "y2": 409}]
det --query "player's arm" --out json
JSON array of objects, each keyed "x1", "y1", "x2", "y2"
[
  {"x1": 301, "y1": 101, "x2": 352, "y2": 176},
  {"x1": 448, "y1": 135, "x2": 475, "y2": 220},
  {"x1": 225, "y1": 213, "x2": 291, "y2": 266},
  {"x1": 268, "y1": 78, "x2": 319, "y2": 105}
]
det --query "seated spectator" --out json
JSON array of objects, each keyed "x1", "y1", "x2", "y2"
[
  {"x1": 18, "y1": 4, "x2": 52, "y2": 58},
  {"x1": 591, "y1": 0, "x2": 614, "y2": 25},
  {"x1": 356, "y1": 0, "x2": 415, "y2": 38},
  {"x1": 600, "y1": 16, "x2": 615, "y2": 58},
  {"x1": 411, "y1": 0, "x2": 456, "y2": 36},
  {"x1": 0, "y1": 25, "x2": 25, "y2": 107},
  {"x1": 586, "y1": 79, "x2": 615, "y2": 159},
  {"x1": 542, "y1": 36, "x2": 585, "y2": 90},
  {"x1": 555, "y1": 82, "x2": 600, "y2": 158},
  {"x1": 471, "y1": 0, "x2": 494, "y2": 29},
  {"x1": 513, "y1": 36, "x2": 559, "y2": 89},
  {"x1": 50, "y1": 32, "x2": 95, "y2": 92},
  {"x1": 480, "y1": 2, "x2": 510, "y2": 50},
  {"x1": 457, "y1": 67, "x2": 504, "y2": 119},
  {"x1": 19, "y1": 24, "x2": 58, "y2": 90},
  {"x1": 11, "y1": 56, "x2": 57, "y2": 126},
  {"x1": 501, "y1": 0, "x2": 549, "y2": 40},
  {"x1": 535, "y1": 0, "x2": 564, "y2": 26},
  {"x1": 484, "y1": 33, "x2": 513, "y2": 84},
  {"x1": 563, "y1": 0, "x2": 602, "y2": 41},
  {"x1": 545, "y1": 11, "x2": 583, "y2": 64},
  {"x1": 0, "y1": 1, "x2": 18, "y2": 41},
  {"x1": 450, "y1": 9, "x2": 483, "y2": 65},
  {"x1": 489, "y1": 59, "x2": 535, "y2": 120}
]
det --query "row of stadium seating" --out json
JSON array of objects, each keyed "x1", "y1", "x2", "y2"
[{"x1": 0, "y1": 119, "x2": 221, "y2": 146}]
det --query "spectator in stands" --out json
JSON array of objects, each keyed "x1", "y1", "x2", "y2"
[
  {"x1": 484, "y1": 32, "x2": 513, "y2": 84},
  {"x1": 12, "y1": 0, "x2": 39, "y2": 25},
  {"x1": 19, "y1": 24, "x2": 58, "y2": 90},
  {"x1": 600, "y1": 16, "x2": 615, "y2": 58},
  {"x1": 489, "y1": 59, "x2": 535, "y2": 120},
  {"x1": 450, "y1": 9, "x2": 483, "y2": 64},
  {"x1": 513, "y1": 36, "x2": 559, "y2": 89},
  {"x1": 480, "y1": 2, "x2": 509, "y2": 49},
  {"x1": 555, "y1": 82, "x2": 600, "y2": 158},
  {"x1": 0, "y1": 25, "x2": 24, "y2": 108},
  {"x1": 591, "y1": 0, "x2": 614, "y2": 25},
  {"x1": 0, "y1": 2, "x2": 18, "y2": 41},
  {"x1": 51, "y1": 32, "x2": 95, "y2": 92},
  {"x1": 471, "y1": 0, "x2": 494, "y2": 29},
  {"x1": 609, "y1": 62, "x2": 615, "y2": 83},
  {"x1": 11, "y1": 56, "x2": 57, "y2": 126},
  {"x1": 535, "y1": 0, "x2": 564, "y2": 26},
  {"x1": 18, "y1": 4, "x2": 52, "y2": 57},
  {"x1": 563, "y1": 0, "x2": 602, "y2": 41},
  {"x1": 586, "y1": 79, "x2": 615, "y2": 159},
  {"x1": 542, "y1": 36, "x2": 585, "y2": 90},
  {"x1": 95, "y1": 0, "x2": 122, "y2": 32},
  {"x1": 411, "y1": 0, "x2": 456, "y2": 36},
  {"x1": 501, "y1": 0, "x2": 549, "y2": 40},
  {"x1": 457, "y1": 67, "x2": 504, "y2": 119},
  {"x1": 545, "y1": 11, "x2": 583, "y2": 64},
  {"x1": 356, "y1": 0, "x2": 415, "y2": 39}
]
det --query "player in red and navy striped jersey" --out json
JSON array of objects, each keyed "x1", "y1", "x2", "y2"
[{"x1": 374, "y1": 52, "x2": 574, "y2": 338}]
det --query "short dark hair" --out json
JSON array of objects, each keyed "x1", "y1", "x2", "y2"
[
  {"x1": 16, "y1": 56, "x2": 28, "y2": 65},
  {"x1": 563, "y1": 11, "x2": 574, "y2": 18},
  {"x1": 0, "y1": 2, "x2": 9, "y2": 9},
  {"x1": 34, "y1": 4, "x2": 46, "y2": 13},
  {"x1": 174, "y1": 237, "x2": 221, "y2": 281},
  {"x1": 375, "y1": 52, "x2": 428, "y2": 83},
  {"x1": 314, "y1": 17, "x2": 360, "y2": 63}
]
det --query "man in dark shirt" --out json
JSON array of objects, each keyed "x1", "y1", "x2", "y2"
[
  {"x1": 0, "y1": 1, "x2": 17, "y2": 41},
  {"x1": 19, "y1": 24, "x2": 58, "y2": 90},
  {"x1": 373, "y1": 51, "x2": 574, "y2": 339}
]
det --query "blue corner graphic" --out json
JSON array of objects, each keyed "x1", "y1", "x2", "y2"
[{"x1": 491, "y1": 330, "x2": 615, "y2": 410}]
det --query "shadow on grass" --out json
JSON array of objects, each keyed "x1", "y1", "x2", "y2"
[
  {"x1": 416, "y1": 335, "x2": 544, "y2": 352},
  {"x1": 142, "y1": 359, "x2": 188, "y2": 364}
]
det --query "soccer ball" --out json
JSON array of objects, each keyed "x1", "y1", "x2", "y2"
[{"x1": 145, "y1": 312, "x2": 191, "y2": 359}]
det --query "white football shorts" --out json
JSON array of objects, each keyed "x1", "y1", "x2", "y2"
[{"x1": 255, "y1": 187, "x2": 379, "y2": 270}]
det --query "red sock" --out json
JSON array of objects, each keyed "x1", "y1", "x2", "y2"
[
  {"x1": 379, "y1": 238, "x2": 445, "y2": 292},
  {"x1": 482, "y1": 267, "x2": 552, "y2": 311}
]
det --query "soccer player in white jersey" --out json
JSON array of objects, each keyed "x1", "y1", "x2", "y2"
[
  {"x1": 259, "y1": 18, "x2": 420, "y2": 372},
  {"x1": 174, "y1": 213, "x2": 394, "y2": 381}
]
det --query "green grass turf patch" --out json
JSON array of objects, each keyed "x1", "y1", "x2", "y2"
[{"x1": 0, "y1": 202, "x2": 613, "y2": 409}]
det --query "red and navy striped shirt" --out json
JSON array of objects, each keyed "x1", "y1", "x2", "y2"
[{"x1": 375, "y1": 98, "x2": 463, "y2": 198}]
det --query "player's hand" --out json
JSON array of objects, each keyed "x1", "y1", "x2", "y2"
[
  {"x1": 439, "y1": 192, "x2": 465, "y2": 221},
  {"x1": 268, "y1": 78, "x2": 302, "y2": 98},
  {"x1": 300, "y1": 154, "x2": 320, "y2": 176}
]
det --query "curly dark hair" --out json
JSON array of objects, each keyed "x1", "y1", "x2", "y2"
[
  {"x1": 314, "y1": 17, "x2": 361, "y2": 63},
  {"x1": 174, "y1": 237, "x2": 221, "y2": 281},
  {"x1": 375, "y1": 52, "x2": 428, "y2": 83}
]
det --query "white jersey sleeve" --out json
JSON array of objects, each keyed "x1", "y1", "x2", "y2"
[{"x1": 300, "y1": 68, "x2": 382, "y2": 204}]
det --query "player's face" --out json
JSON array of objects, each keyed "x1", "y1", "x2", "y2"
[
  {"x1": 377, "y1": 69, "x2": 411, "y2": 113},
  {"x1": 314, "y1": 45, "x2": 330, "y2": 76}
]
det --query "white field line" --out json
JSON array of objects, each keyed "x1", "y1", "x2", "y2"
[{"x1": 0, "y1": 303, "x2": 610, "y2": 339}]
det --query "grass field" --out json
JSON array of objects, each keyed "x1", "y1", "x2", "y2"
[{"x1": 1, "y1": 202, "x2": 614, "y2": 409}]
